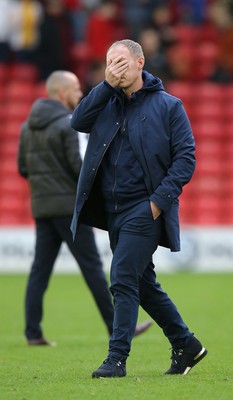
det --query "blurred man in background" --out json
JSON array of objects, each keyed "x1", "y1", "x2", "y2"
[{"x1": 17, "y1": 70, "x2": 151, "y2": 346}]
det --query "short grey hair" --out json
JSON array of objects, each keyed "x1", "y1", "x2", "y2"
[{"x1": 107, "y1": 39, "x2": 144, "y2": 58}]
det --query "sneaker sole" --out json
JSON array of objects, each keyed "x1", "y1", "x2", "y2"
[
  {"x1": 92, "y1": 375, "x2": 126, "y2": 378},
  {"x1": 92, "y1": 372, "x2": 126, "y2": 378},
  {"x1": 183, "y1": 347, "x2": 208, "y2": 375}
]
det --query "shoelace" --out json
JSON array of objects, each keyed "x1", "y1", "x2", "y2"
[
  {"x1": 103, "y1": 358, "x2": 124, "y2": 367},
  {"x1": 170, "y1": 348, "x2": 184, "y2": 365}
]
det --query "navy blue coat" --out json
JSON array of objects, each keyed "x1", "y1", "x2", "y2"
[{"x1": 70, "y1": 71, "x2": 196, "y2": 252}]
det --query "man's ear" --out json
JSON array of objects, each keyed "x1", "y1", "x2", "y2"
[{"x1": 138, "y1": 56, "x2": 145, "y2": 70}]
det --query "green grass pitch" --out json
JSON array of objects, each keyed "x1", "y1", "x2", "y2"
[{"x1": 0, "y1": 272, "x2": 232, "y2": 400}]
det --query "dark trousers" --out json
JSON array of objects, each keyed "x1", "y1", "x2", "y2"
[
  {"x1": 107, "y1": 201, "x2": 191, "y2": 360},
  {"x1": 25, "y1": 217, "x2": 114, "y2": 339}
]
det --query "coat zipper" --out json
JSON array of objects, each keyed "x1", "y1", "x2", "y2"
[
  {"x1": 112, "y1": 117, "x2": 127, "y2": 212},
  {"x1": 85, "y1": 122, "x2": 121, "y2": 199}
]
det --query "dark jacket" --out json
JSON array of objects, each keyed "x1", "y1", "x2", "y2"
[
  {"x1": 18, "y1": 99, "x2": 82, "y2": 218},
  {"x1": 70, "y1": 71, "x2": 196, "y2": 251}
]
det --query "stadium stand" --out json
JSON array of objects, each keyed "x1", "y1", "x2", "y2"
[
  {"x1": 0, "y1": 1, "x2": 233, "y2": 227},
  {"x1": 1, "y1": 69, "x2": 232, "y2": 226}
]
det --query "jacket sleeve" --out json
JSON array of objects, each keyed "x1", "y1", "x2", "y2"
[
  {"x1": 17, "y1": 123, "x2": 28, "y2": 179},
  {"x1": 70, "y1": 81, "x2": 114, "y2": 132},
  {"x1": 150, "y1": 101, "x2": 196, "y2": 212}
]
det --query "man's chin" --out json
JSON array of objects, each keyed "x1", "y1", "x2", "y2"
[{"x1": 117, "y1": 82, "x2": 127, "y2": 89}]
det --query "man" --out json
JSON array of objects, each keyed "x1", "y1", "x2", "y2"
[
  {"x1": 17, "y1": 70, "x2": 151, "y2": 346},
  {"x1": 70, "y1": 40, "x2": 207, "y2": 378}
]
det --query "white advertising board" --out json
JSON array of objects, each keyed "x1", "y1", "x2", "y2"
[{"x1": 0, "y1": 226, "x2": 233, "y2": 273}]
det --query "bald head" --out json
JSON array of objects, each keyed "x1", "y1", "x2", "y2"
[
  {"x1": 46, "y1": 70, "x2": 83, "y2": 110},
  {"x1": 46, "y1": 71, "x2": 77, "y2": 97}
]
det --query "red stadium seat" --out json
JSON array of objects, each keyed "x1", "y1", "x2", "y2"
[
  {"x1": 195, "y1": 213, "x2": 222, "y2": 225},
  {"x1": 199, "y1": 23, "x2": 218, "y2": 42},
  {"x1": 9, "y1": 63, "x2": 38, "y2": 82},
  {"x1": 0, "y1": 175, "x2": 28, "y2": 196},
  {"x1": 4, "y1": 102, "x2": 30, "y2": 122},
  {"x1": 70, "y1": 42, "x2": 91, "y2": 84},
  {"x1": 167, "y1": 43, "x2": 195, "y2": 80},
  {"x1": 192, "y1": 82, "x2": 223, "y2": 102},
  {"x1": 196, "y1": 140, "x2": 224, "y2": 160},
  {"x1": 192, "y1": 121, "x2": 223, "y2": 140},
  {"x1": 180, "y1": 194, "x2": 222, "y2": 225},
  {"x1": 194, "y1": 196, "x2": 222, "y2": 225},
  {"x1": 166, "y1": 81, "x2": 194, "y2": 102},
  {"x1": 0, "y1": 63, "x2": 8, "y2": 82},
  {"x1": 174, "y1": 24, "x2": 200, "y2": 44},
  {"x1": 224, "y1": 141, "x2": 233, "y2": 162},
  {"x1": 1, "y1": 121, "x2": 23, "y2": 139},
  {"x1": 223, "y1": 122, "x2": 233, "y2": 139},
  {"x1": 35, "y1": 82, "x2": 47, "y2": 98},
  {"x1": 0, "y1": 194, "x2": 24, "y2": 213},
  {"x1": 1, "y1": 158, "x2": 18, "y2": 175},
  {"x1": 195, "y1": 157, "x2": 225, "y2": 176},
  {"x1": 1, "y1": 138, "x2": 19, "y2": 158},
  {"x1": 20, "y1": 215, "x2": 34, "y2": 225},
  {"x1": 220, "y1": 197, "x2": 233, "y2": 224},
  {"x1": 223, "y1": 85, "x2": 233, "y2": 102},
  {"x1": 191, "y1": 102, "x2": 223, "y2": 121},
  {"x1": 193, "y1": 175, "x2": 224, "y2": 194},
  {"x1": 0, "y1": 82, "x2": 6, "y2": 102},
  {"x1": 223, "y1": 103, "x2": 233, "y2": 122},
  {"x1": 0, "y1": 212, "x2": 23, "y2": 225},
  {"x1": 195, "y1": 191, "x2": 222, "y2": 206},
  {"x1": 222, "y1": 158, "x2": 233, "y2": 176},
  {"x1": 71, "y1": 42, "x2": 91, "y2": 64},
  {"x1": 192, "y1": 42, "x2": 218, "y2": 80},
  {"x1": 5, "y1": 81, "x2": 35, "y2": 102}
]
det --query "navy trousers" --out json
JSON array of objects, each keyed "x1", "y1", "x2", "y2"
[
  {"x1": 107, "y1": 201, "x2": 191, "y2": 360},
  {"x1": 25, "y1": 216, "x2": 114, "y2": 339}
]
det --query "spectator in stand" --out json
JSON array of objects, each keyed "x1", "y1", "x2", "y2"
[
  {"x1": 36, "y1": 0, "x2": 73, "y2": 80},
  {"x1": 7, "y1": 0, "x2": 43, "y2": 62},
  {"x1": 83, "y1": 60, "x2": 106, "y2": 95},
  {"x1": 137, "y1": 27, "x2": 172, "y2": 83},
  {"x1": 166, "y1": 44, "x2": 193, "y2": 81},
  {"x1": 17, "y1": 69, "x2": 152, "y2": 346},
  {"x1": 144, "y1": 4, "x2": 187, "y2": 81},
  {"x1": 64, "y1": 0, "x2": 102, "y2": 43},
  {"x1": 207, "y1": 0, "x2": 233, "y2": 83},
  {"x1": 85, "y1": 0, "x2": 126, "y2": 62},
  {"x1": 64, "y1": 0, "x2": 88, "y2": 42},
  {"x1": 149, "y1": 4, "x2": 176, "y2": 50},
  {"x1": 169, "y1": 0, "x2": 209, "y2": 25},
  {"x1": 123, "y1": 0, "x2": 162, "y2": 40},
  {"x1": 0, "y1": 0, "x2": 13, "y2": 62}
]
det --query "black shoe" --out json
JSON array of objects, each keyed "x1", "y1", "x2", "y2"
[
  {"x1": 165, "y1": 336, "x2": 207, "y2": 375},
  {"x1": 92, "y1": 357, "x2": 126, "y2": 378}
]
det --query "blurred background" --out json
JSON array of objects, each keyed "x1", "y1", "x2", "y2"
[{"x1": 0, "y1": 0, "x2": 233, "y2": 273}]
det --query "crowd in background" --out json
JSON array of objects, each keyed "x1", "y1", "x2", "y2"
[
  {"x1": 0, "y1": 0, "x2": 233, "y2": 89},
  {"x1": 0, "y1": 0, "x2": 233, "y2": 228}
]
